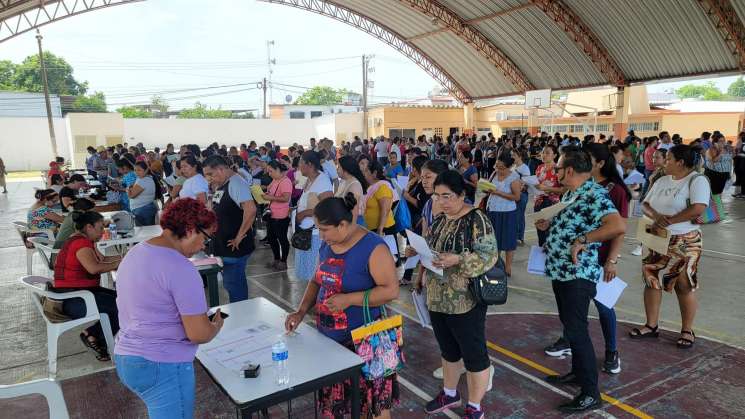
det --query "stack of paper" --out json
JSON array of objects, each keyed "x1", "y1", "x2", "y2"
[
  {"x1": 527, "y1": 245, "x2": 547, "y2": 275},
  {"x1": 477, "y1": 179, "x2": 497, "y2": 192}
]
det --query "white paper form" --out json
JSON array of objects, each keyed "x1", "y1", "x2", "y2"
[
  {"x1": 525, "y1": 201, "x2": 569, "y2": 225},
  {"x1": 404, "y1": 255, "x2": 420, "y2": 270},
  {"x1": 527, "y1": 245, "x2": 547, "y2": 275},
  {"x1": 383, "y1": 235, "x2": 399, "y2": 262},
  {"x1": 202, "y1": 321, "x2": 280, "y2": 373},
  {"x1": 395, "y1": 175, "x2": 409, "y2": 193},
  {"x1": 594, "y1": 274, "x2": 628, "y2": 309},
  {"x1": 405, "y1": 229, "x2": 443, "y2": 276},
  {"x1": 411, "y1": 289, "x2": 431, "y2": 327}
]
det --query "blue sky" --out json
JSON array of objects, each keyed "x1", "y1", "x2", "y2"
[{"x1": 2, "y1": 0, "x2": 740, "y2": 111}]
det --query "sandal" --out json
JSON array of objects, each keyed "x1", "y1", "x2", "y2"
[
  {"x1": 629, "y1": 324, "x2": 659, "y2": 339},
  {"x1": 79, "y1": 332, "x2": 111, "y2": 362},
  {"x1": 677, "y1": 330, "x2": 695, "y2": 349}
]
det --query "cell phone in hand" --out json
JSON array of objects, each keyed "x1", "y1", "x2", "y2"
[{"x1": 208, "y1": 311, "x2": 229, "y2": 321}]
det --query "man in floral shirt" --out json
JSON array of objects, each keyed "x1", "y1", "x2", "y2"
[{"x1": 536, "y1": 147, "x2": 626, "y2": 414}]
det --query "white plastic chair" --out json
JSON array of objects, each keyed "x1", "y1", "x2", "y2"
[
  {"x1": 27, "y1": 237, "x2": 59, "y2": 277},
  {"x1": 0, "y1": 379, "x2": 70, "y2": 419},
  {"x1": 19, "y1": 276, "x2": 115, "y2": 378},
  {"x1": 12, "y1": 221, "x2": 55, "y2": 275}
]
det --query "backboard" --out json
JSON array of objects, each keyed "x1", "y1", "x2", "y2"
[{"x1": 525, "y1": 89, "x2": 551, "y2": 109}]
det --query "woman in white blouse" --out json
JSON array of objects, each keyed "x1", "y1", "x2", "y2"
[
  {"x1": 484, "y1": 153, "x2": 522, "y2": 277},
  {"x1": 178, "y1": 155, "x2": 209, "y2": 204}
]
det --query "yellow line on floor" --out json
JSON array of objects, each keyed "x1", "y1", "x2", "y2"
[{"x1": 486, "y1": 341, "x2": 653, "y2": 419}]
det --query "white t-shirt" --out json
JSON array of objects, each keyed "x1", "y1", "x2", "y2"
[
  {"x1": 130, "y1": 176, "x2": 156, "y2": 210},
  {"x1": 297, "y1": 172, "x2": 333, "y2": 231},
  {"x1": 179, "y1": 174, "x2": 209, "y2": 200},
  {"x1": 375, "y1": 141, "x2": 389, "y2": 158},
  {"x1": 643, "y1": 172, "x2": 710, "y2": 235},
  {"x1": 390, "y1": 144, "x2": 402, "y2": 161}
]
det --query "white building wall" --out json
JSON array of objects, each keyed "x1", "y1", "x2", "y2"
[
  {"x1": 122, "y1": 118, "x2": 320, "y2": 149},
  {"x1": 0, "y1": 117, "x2": 71, "y2": 171}
]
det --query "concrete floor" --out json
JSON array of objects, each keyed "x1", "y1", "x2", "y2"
[{"x1": 1, "y1": 177, "x2": 744, "y2": 418}]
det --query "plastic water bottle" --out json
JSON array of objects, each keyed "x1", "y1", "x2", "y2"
[
  {"x1": 272, "y1": 338, "x2": 289, "y2": 386},
  {"x1": 108, "y1": 223, "x2": 117, "y2": 239}
]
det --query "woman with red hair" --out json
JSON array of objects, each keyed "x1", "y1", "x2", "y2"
[{"x1": 114, "y1": 198, "x2": 224, "y2": 419}]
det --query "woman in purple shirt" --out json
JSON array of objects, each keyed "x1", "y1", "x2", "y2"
[{"x1": 114, "y1": 198, "x2": 223, "y2": 419}]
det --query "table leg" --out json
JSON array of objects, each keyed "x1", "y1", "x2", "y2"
[
  {"x1": 350, "y1": 370, "x2": 361, "y2": 419},
  {"x1": 207, "y1": 272, "x2": 219, "y2": 307}
]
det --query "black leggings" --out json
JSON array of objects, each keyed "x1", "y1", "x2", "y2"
[
  {"x1": 53, "y1": 286, "x2": 118, "y2": 346},
  {"x1": 267, "y1": 217, "x2": 291, "y2": 262}
]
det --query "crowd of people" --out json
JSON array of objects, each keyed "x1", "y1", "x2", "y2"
[{"x1": 27, "y1": 126, "x2": 737, "y2": 418}]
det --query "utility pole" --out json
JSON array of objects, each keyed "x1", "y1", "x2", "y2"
[
  {"x1": 36, "y1": 29, "x2": 58, "y2": 158},
  {"x1": 362, "y1": 55, "x2": 368, "y2": 139},
  {"x1": 262, "y1": 77, "x2": 268, "y2": 119},
  {"x1": 266, "y1": 40, "x2": 276, "y2": 107}
]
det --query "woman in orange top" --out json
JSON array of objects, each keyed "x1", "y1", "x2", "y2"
[{"x1": 52, "y1": 211, "x2": 121, "y2": 361}]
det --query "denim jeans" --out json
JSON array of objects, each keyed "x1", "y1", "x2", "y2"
[
  {"x1": 132, "y1": 202, "x2": 158, "y2": 226},
  {"x1": 114, "y1": 355, "x2": 195, "y2": 419},
  {"x1": 53, "y1": 286, "x2": 119, "y2": 344},
  {"x1": 516, "y1": 191, "x2": 529, "y2": 241},
  {"x1": 552, "y1": 279, "x2": 599, "y2": 398},
  {"x1": 222, "y1": 255, "x2": 250, "y2": 303}
]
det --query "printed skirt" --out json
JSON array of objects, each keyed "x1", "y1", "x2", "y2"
[{"x1": 642, "y1": 230, "x2": 702, "y2": 292}]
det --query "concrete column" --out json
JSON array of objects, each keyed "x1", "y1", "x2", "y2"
[
  {"x1": 613, "y1": 86, "x2": 630, "y2": 139},
  {"x1": 463, "y1": 102, "x2": 475, "y2": 134}
]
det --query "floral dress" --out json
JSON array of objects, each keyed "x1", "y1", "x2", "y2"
[
  {"x1": 425, "y1": 209, "x2": 498, "y2": 315},
  {"x1": 28, "y1": 205, "x2": 57, "y2": 232}
]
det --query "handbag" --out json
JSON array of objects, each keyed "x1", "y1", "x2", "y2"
[
  {"x1": 686, "y1": 174, "x2": 722, "y2": 224},
  {"x1": 350, "y1": 290, "x2": 405, "y2": 380},
  {"x1": 464, "y1": 209, "x2": 509, "y2": 305},
  {"x1": 290, "y1": 222, "x2": 313, "y2": 250}
]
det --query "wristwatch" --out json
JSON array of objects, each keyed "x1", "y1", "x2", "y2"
[
  {"x1": 577, "y1": 234, "x2": 588, "y2": 244},
  {"x1": 607, "y1": 258, "x2": 618, "y2": 265}
]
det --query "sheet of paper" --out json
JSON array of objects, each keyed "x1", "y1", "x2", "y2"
[
  {"x1": 635, "y1": 216, "x2": 670, "y2": 254},
  {"x1": 411, "y1": 289, "x2": 431, "y2": 327},
  {"x1": 405, "y1": 229, "x2": 443, "y2": 276},
  {"x1": 250, "y1": 185, "x2": 268, "y2": 204},
  {"x1": 383, "y1": 234, "x2": 399, "y2": 262},
  {"x1": 624, "y1": 170, "x2": 645, "y2": 186},
  {"x1": 525, "y1": 201, "x2": 569, "y2": 225},
  {"x1": 396, "y1": 175, "x2": 409, "y2": 193},
  {"x1": 522, "y1": 175, "x2": 540, "y2": 186},
  {"x1": 527, "y1": 245, "x2": 547, "y2": 275},
  {"x1": 594, "y1": 274, "x2": 627, "y2": 309},
  {"x1": 203, "y1": 321, "x2": 280, "y2": 373},
  {"x1": 404, "y1": 255, "x2": 420, "y2": 270}
]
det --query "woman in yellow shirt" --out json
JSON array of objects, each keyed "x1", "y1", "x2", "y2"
[{"x1": 361, "y1": 160, "x2": 395, "y2": 235}]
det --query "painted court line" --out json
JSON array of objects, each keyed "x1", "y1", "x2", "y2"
[{"x1": 247, "y1": 278, "x2": 460, "y2": 418}]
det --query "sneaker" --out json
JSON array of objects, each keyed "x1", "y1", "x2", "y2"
[
  {"x1": 544, "y1": 337, "x2": 572, "y2": 357},
  {"x1": 630, "y1": 244, "x2": 643, "y2": 256},
  {"x1": 603, "y1": 351, "x2": 621, "y2": 374},
  {"x1": 558, "y1": 393, "x2": 602, "y2": 413},
  {"x1": 462, "y1": 405, "x2": 484, "y2": 419},
  {"x1": 424, "y1": 390, "x2": 461, "y2": 414}
]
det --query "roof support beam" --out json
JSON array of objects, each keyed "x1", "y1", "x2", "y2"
[
  {"x1": 697, "y1": 0, "x2": 745, "y2": 69},
  {"x1": 258, "y1": 0, "x2": 472, "y2": 103},
  {"x1": 397, "y1": 0, "x2": 533, "y2": 93},
  {"x1": 406, "y1": 3, "x2": 534, "y2": 42},
  {"x1": 0, "y1": 0, "x2": 144, "y2": 44},
  {"x1": 529, "y1": 0, "x2": 625, "y2": 86}
]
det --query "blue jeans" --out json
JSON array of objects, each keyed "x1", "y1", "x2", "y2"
[
  {"x1": 222, "y1": 255, "x2": 250, "y2": 302},
  {"x1": 114, "y1": 355, "x2": 195, "y2": 419},
  {"x1": 516, "y1": 191, "x2": 529, "y2": 241},
  {"x1": 132, "y1": 202, "x2": 158, "y2": 226}
]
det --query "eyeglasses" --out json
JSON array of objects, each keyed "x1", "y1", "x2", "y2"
[
  {"x1": 197, "y1": 227, "x2": 213, "y2": 248},
  {"x1": 432, "y1": 192, "x2": 460, "y2": 201}
]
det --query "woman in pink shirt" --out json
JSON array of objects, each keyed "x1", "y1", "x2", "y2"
[
  {"x1": 263, "y1": 160, "x2": 293, "y2": 270},
  {"x1": 643, "y1": 136, "x2": 659, "y2": 178}
]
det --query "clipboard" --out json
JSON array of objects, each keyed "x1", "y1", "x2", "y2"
[
  {"x1": 525, "y1": 201, "x2": 569, "y2": 225},
  {"x1": 635, "y1": 216, "x2": 670, "y2": 254}
]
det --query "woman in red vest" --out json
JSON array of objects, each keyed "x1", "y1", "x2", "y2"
[{"x1": 52, "y1": 211, "x2": 121, "y2": 361}]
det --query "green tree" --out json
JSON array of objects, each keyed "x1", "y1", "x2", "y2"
[
  {"x1": 177, "y1": 102, "x2": 232, "y2": 119},
  {"x1": 294, "y1": 86, "x2": 346, "y2": 105},
  {"x1": 727, "y1": 77, "x2": 745, "y2": 97},
  {"x1": 12, "y1": 52, "x2": 87, "y2": 95},
  {"x1": 116, "y1": 106, "x2": 154, "y2": 118},
  {"x1": 150, "y1": 94, "x2": 169, "y2": 113},
  {"x1": 675, "y1": 81, "x2": 722, "y2": 100},
  {"x1": 72, "y1": 91, "x2": 107, "y2": 112},
  {"x1": 0, "y1": 60, "x2": 16, "y2": 90}
]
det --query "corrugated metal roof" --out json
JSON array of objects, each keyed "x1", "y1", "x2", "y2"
[
  {"x1": 413, "y1": 31, "x2": 514, "y2": 97},
  {"x1": 336, "y1": 0, "x2": 437, "y2": 39},
  {"x1": 564, "y1": 0, "x2": 738, "y2": 81},
  {"x1": 435, "y1": 0, "x2": 527, "y2": 21},
  {"x1": 475, "y1": 6, "x2": 607, "y2": 89}
]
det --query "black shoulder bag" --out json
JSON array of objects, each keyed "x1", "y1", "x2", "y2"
[{"x1": 464, "y1": 209, "x2": 508, "y2": 305}]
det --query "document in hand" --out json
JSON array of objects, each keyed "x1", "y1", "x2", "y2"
[
  {"x1": 624, "y1": 170, "x2": 645, "y2": 186},
  {"x1": 594, "y1": 273, "x2": 627, "y2": 309},
  {"x1": 411, "y1": 288, "x2": 431, "y2": 327},
  {"x1": 635, "y1": 215, "x2": 670, "y2": 254},
  {"x1": 383, "y1": 235, "x2": 399, "y2": 263},
  {"x1": 477, "y1": 179, "x2": 497, "y2": 192},
  {"x1": 404, "y1": 255, "x2": 420, "y2": 270},
  {"x1": 250, "y1": 185, "x2": 268, "y2": 204},
  {"x1": 521, "y1": 175, "x2": 540, "y2": 186},
  {"x1": 405, "y1": 229, "x2": 443, "y2": 276},
  {"x1": 527, "y1": 245, "x2": 546, "y2": 275},
  {"x1": 396, "y1": 175, "x2": 409, "y2": 193},
  {"x1": 525, "y1": 201, "x2": 568, "y2": 225}
]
